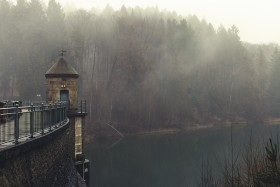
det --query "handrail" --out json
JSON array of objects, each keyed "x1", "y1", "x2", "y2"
[
  {"x1": 0, "y1": 101, "x2": 68, "y2": 145},
  {"x1": 79, "y1": 100, "x2": 87, "y2": 114}
]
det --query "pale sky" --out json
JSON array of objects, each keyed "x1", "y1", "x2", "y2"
[{"x1": 48, "y1": 0, "x2": 280, "y2": 44}]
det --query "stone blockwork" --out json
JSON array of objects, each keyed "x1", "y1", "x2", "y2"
[
  {"x1": 46, "y1": 77, "x2": 78, "y2": 110},
  {"x1": 0, "y1": 121, "x2": 77, "y2": 187}
]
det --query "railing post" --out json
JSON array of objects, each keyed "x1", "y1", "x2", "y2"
[
  {"x1": 35, "y1": 105, "x2": 39, "y2": 132},
  {"x1": 61, "y1": 103, "x2": 64, "y2": 124},
  {"x1": 14, "y1": 104, "x2": 19, "y2": 144},
  {"x1": 30, "y1": 104, "x2": 34, "y2": 138},
  {"x1": 85, "y1": 100, "x2": 87, "y2": 113},
  {"x1": 63, "y1": 102, "x2": 66, "y2": 120},
  {"x1": 59, "y1": 102, "x2": 62, "y2": 124},
  {"x1": 41, "y1": 103, "x2": 44, "y2": 135},
  {"x1": 49, "y1": 104, "x2": 52, "y2": 132},
  {"x1": 54, "y1": 103, "x2": 57, "y2": 125}
]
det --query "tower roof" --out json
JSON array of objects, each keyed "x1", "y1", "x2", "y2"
[{"x1": 45, "y1": 57, "x2": 79, "y2": 78}]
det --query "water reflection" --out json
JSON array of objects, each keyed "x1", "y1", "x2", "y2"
[{"x1": 86, "y1": 125, "x2": 280, "y2": 187}]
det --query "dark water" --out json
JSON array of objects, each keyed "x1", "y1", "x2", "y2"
[{"x1": 85, "y1": 124, "x2": 280, "y2": 187}]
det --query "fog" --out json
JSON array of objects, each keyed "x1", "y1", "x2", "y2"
[
  {"x1": 1, "y1": 0, "x2": 280, "y2": 129},
  {"x1": 56, "y1": 0, "x2": 280, "y2": 44},
  {"x1": 3, "y1": 0, "x2": 280, "y2": 186}
]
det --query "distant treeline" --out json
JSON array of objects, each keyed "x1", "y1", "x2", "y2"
[{"x1": 1, "y1": 0, "x2": 280, "y2": 129}]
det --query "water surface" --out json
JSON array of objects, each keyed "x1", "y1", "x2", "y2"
[{"x1": 86, "y1": 124, "x2": 280, "y2": 187}]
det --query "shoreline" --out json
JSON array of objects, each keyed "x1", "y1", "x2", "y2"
[
  {"x1": 126, "y1": 124, "x2": 218, "y2": 137},
  {"x1": 125, "y1": 119, "x2": 280, "y2": 137},
  {"x1": 87, "y1": 118, "x2": 280, "y2": 141}
]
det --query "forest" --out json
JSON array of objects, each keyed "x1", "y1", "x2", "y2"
[{"x1": 0, "y1": 0, "x2": 280, "y2": 133}]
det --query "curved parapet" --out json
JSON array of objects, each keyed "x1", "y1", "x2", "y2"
[{"x1": 0, "y1": 118, "x2": 77, "y2": 186}]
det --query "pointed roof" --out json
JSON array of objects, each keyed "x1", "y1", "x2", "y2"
[{"x1": 45, "y1": 57, "x2": 79, "y2": 78}]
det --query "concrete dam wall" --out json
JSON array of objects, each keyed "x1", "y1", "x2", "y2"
[{"x1": 0, "y1": 119, "x2": 78, "y2": 187}]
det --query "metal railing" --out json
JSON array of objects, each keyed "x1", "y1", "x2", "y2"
[
  {"x1": 79, "y1": 100, "x2": 87, "y2": 114},
  {"x1": 0, "y1": 101, "x2": 68, "y2": 145}
]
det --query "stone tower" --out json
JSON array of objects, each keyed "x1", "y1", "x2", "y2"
[
  {"x1": 45, "y1": 54, "x2": 90, "y2": 185},
  {"x1": 45, "y1": 56, "x2": 79, "y2": 111}
]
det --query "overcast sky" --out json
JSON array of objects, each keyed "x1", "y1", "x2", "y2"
[{"x1": 50, "y1": 0, "x2": 280, "y2": 44}]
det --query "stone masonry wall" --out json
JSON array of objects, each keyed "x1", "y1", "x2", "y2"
[
  {"x1": 46, "y1": 77, "x2": 78, "y2": 110},
  {"x1": 0, "y1": 121, "x2": 77, "y2": 187}
]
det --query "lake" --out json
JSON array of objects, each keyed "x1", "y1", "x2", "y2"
[{"x1": 85, "y1": 124, "x2": 280, "y2": 187}]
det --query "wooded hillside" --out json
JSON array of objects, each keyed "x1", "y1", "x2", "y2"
[{"x1": 0, "y1": 0, "x2": 279, "y2": 130}]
